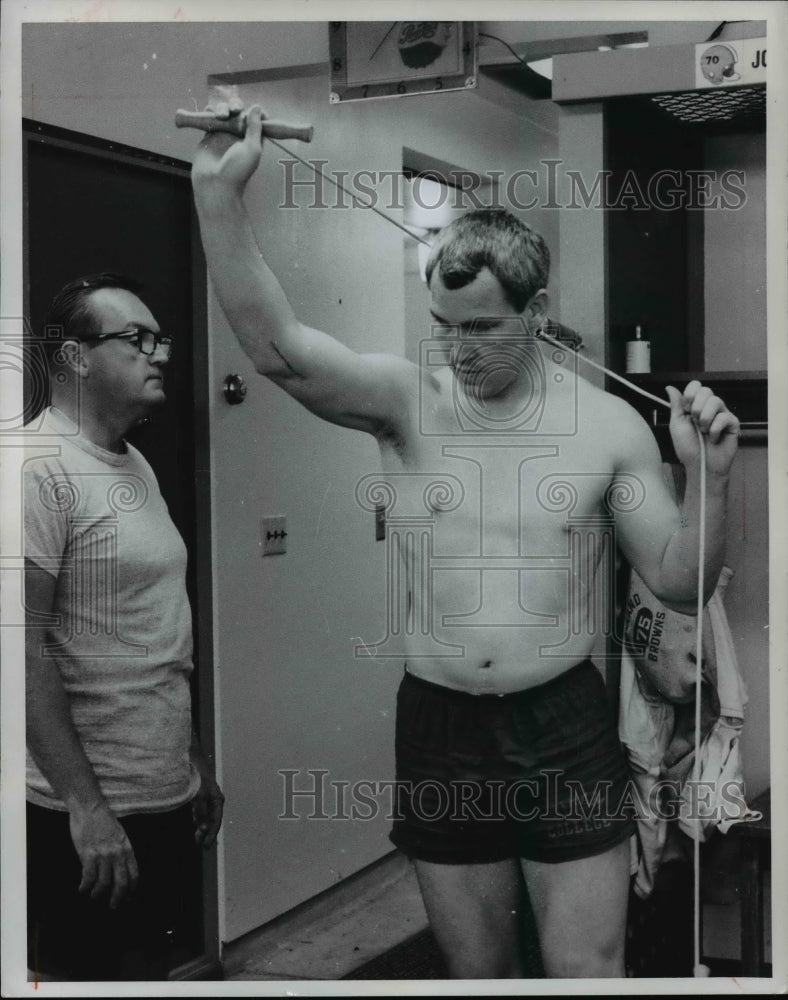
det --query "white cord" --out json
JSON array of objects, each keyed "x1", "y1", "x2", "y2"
[
  {"x1": 266, "y1": 136, "x2": 433, "y2": 247},
  {"x1": 538, "y1": 327, "x2": 709, "y2": 977},
  {"x1": 693, "y1": 427, "x2": 709, "y2": 978}
]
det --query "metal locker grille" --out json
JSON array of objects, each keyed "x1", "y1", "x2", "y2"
[{"x1": 650, "y1": 86, "x2": 766, "y2": 125}]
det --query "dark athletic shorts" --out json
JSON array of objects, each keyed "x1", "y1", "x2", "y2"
[
  {"x1": 389, "y1": 659, "x2": 635, "y2": 865},
  {"x1": 27, "y1": 801, "x2": 201, "y2": 981}
]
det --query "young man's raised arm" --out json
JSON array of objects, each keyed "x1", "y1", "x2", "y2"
[
  {"x1": 192, "y1": 104, "x2": 414, "y2": 435},
  {"x1": 611, "y1": 381, "x2": 739, "y2": 614}
]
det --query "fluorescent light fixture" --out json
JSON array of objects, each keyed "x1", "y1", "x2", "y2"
[
  {"x1": 526, "y1": 56, "x2": 553, "y2": 79},
  {"x1": 526, "y1": 40, "x2": 649, "y2": 81},
  {"x1": 403, "y1": 175, "x2": 463, "y2": 230}
]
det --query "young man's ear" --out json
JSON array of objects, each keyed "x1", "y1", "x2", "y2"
[{"x1": 524, "y1": 289, "x2": 549, "y2": 333}]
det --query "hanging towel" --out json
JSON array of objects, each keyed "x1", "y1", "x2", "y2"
[{"x1": 619, "y1": 564, "x2": 759, "y2": 899}]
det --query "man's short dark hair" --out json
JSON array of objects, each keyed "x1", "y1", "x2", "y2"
[
  {"x1": 41, "y1": 272, "x2": 143, "y2": 363},
  {"x1": 424, "y1": 210, "x2": 550, "y2": 313}
]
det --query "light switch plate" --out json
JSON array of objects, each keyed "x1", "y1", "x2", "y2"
[{"x1": 262, "y1": 516, "x2": 287, "y2": 555}]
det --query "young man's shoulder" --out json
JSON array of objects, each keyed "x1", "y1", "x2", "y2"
[
  {"x1": 375, "y1": 353, "x2": 445, "y2": 409},
  {"x1": 358, "y1": 351, "x2": 435, "y2": 390},
  {"x1": 577, "y1": 376, "x2": 650, "y2": 421},
  {"x1": 577, "y1": 377, "x2": 659, "y2": 453},
  {"x1": 357, "y1": 352, "x2": 440, "y2": 446}
]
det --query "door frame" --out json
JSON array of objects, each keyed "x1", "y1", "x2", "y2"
[{"x1": 22, "y1": 119, "x2": 220, "y2": 980}]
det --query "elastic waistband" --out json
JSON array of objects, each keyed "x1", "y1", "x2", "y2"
[{"x1": 402, "y1": 658, "x2": 594, "y2": 702}]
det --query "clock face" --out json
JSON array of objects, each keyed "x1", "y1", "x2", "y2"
[{"x1": 329, "y1": 21, "x2": 477, "y2": 102}]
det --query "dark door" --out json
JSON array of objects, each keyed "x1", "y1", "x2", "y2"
[{"x1": 23, "y1": 119, "x2": 217, "y2": 979}]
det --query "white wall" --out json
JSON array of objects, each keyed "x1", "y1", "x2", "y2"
[{"x1": 21, "y1": 21, "x2": 327, "y2": 160}]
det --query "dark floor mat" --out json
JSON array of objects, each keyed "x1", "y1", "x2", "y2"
[
  {"x1": 343, "y1": 927, "x2": 544, "y2": 981},
  {"x1": 342, "y1": 929, "x2": 448, "y2": 980}
]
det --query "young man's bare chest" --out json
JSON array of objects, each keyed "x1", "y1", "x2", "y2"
[
  {"x1": 378, "y1": 372, "x2": 619, "y2": 557},
  {"x1": 370, "y1": 372, "x2": 627, "y2": 689}
]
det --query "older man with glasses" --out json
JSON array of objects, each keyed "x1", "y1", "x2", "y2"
[{"x1": 24, "y1": 273, "x2": 223, "y2": 981}]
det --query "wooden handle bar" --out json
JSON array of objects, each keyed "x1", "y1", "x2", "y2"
[{"x1": 175, "y1": 109, "x2": 314, "y2": 143}]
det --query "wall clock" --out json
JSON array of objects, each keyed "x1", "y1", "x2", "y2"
[{"x1": 329, "y1": 21, "x2": 477, "y2": 103}]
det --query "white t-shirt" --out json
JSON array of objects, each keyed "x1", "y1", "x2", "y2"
[{"x1": 25, "y1": 407, "x2": 200, "y2": 815}]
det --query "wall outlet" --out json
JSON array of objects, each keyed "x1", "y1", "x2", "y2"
[{"x1": 262, "y1": 516, "x2": 288, "y2": 555}]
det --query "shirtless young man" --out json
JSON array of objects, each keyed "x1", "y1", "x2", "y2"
[{"x1": 191, "y1": 104, "x2": 739, "y2": 979}]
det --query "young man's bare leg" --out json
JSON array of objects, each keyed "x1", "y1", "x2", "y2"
[
  {"x1": 413, "y1": 857, "x2": 527, "y2": 979},
  {"x1": 520, "y1": 838, "x2": 631, "y2": 978}
]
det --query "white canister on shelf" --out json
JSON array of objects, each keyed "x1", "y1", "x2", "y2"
[{"x1": 625, "y1": 325, "x2": 651, "y2": 374}]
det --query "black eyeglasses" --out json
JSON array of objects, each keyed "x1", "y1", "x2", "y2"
[{"x1": 81, "y1": 329, "x2": 173, "y2": 358}]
